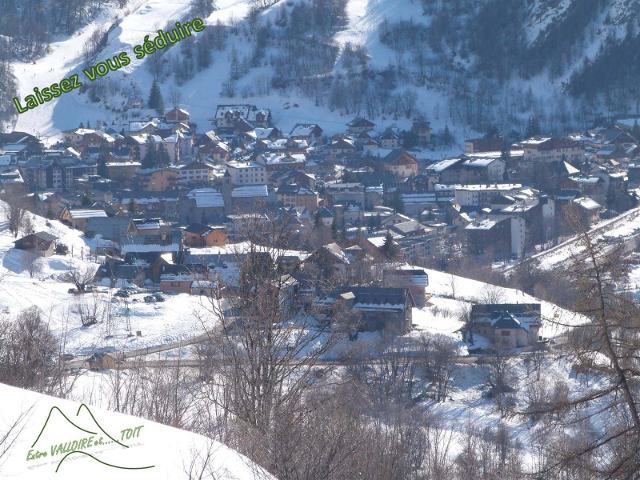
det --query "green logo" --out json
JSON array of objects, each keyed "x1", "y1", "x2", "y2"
[{"x1": 27, "y1": 403, "x2": 155, "y2": 473}]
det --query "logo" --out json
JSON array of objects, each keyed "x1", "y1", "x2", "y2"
[{"x1": 26, "y1": 403, "x2": 155, "y2": 473}]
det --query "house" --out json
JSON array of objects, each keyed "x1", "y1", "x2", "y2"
[
  {"x1": 464, "y1": 135, "x2": 504, "y2": 154},
  {"x1": 465, "y1": 216, "x2": 526, "y2": 259},
  {"x1": 347, "y1": 117, "x2": 375, "y2": 134},
  {"x1": 136, "y1": 167, "x2": 179, "y2": 192},
  {"x1": 315, "y1": 207, "x2": 334, "y2": 227},
  {"x1": 105, "y1": 161, "x2": 141, "y2": 182},
  {"x1": 13, "y1": 231, "x2": 57, "y2": 257},
  {"x1": 467, "y1": 303, "x2": 542, "y2": 350},
  {"x1": 317, "y1": 287, "x2": 414, "y2": 335},
  {"x1": 178, "y1": 161, "x2": 215, "y2": 185},
  {"x1": 59, "y1": 208, "x2": 108, "y2": 230},
  {"x1": 226, "y1": 161, "x2": 267, "y2": 186},
  {"x1": 182, "y1": 223, "x2": 227, "y2": 247},
  {"x1": 165, "y1": 107, "x2": 190, "y2": 123},
  {"x1": 289, "y1": 123, "x2": 323, "y2": 145},
  {"x1": 379, "y1": 128, "x2": 401, "y2": 149},
  {"x1": 276, "y1": 184, "x2": 319, "y2": 211},
  {"x1": 383, "y1": 268, "x2": 429, "y2": 308},
  {"x1": 383, "y1": 149, "x2": 418, "y2": 178},
  {"x1": 84, "y1": 216, "x2": 133, "y2": 243},
  {"x1": 160, "y1": 273, "x2": 198, "y2": 294},
  {"x1": 179, "y1": 188, "x2": 225, "y2": 224},
  {"x1": 411, "y1": 119, "x2": 432, "y2": 146},
  {"x1": 328, "y1": 137, "x2": 356, "y2": 158},
  {"x1": 86, "y1": 352, "x2": 121, "y2": 370},
  {"x1": 214, "y1": 104, "x2": 271, "y2": 130},
  {"x1": 304, "y1": 243, "x2": 351, "y2": 281}
]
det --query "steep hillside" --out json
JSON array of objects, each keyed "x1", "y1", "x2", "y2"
[{"x1": 6, "y1": 0, "x2": 640, "y2": 138}]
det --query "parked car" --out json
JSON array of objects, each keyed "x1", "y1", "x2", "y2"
[
  {"x1": 153, "y1": 293, "x2": 165, "y2": 302},
  {"x1": 114, "y1": 289, "x2": 130, "y2": 298},
  {"x1": 144, "y1": 295, "x2": 156, "y2": 303}
]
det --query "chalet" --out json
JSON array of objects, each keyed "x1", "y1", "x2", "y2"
[
  {"x1": 289, "y1": 123, "x2": 323, "y2": 145},
  {"x1": 86, "y1": 352, "x2": 120, "y2": 370},
  {"x1": 182, "y1": 223, "x2": 227, "y2": 247},
  {"x1": 379, "y1": 128, "x2": 401, "y2": 149},
  {"x1": 59, "y1": 208, "x2": 108, "y2": 230},
  {"x1": 427, "y1": 156, "x2": 505, "y2": 184},
  {"x1": 214, "y1": 104, "x2": 272, "y2": 130},
  {"x1": 304, "y1": 243, "x2": 351, "y2": 281},
  {"x1": 165, "y1": 107, "x2": 190, "y2": 123},
  {"x1": 328, "y1": 137, "x2": 356, "y2": 158},
  {"x1": 467, "y1": 303, "x2": 541, "y2": 350},
  {"x1": 317, "y1": 287, "x2": 414, "y2": 335},
  {"x1": 411, "y1": 119, "x2": 431, "y2": 146},
  {"x1": 315, "y1": 207, "x2": 334, "y2": 227},
  {"x1": 383, "y1": 149, "x2": 418, "y2": 178},
  {"x1": 13, "y1": 231, "x2": 58, "y2": 257},
  {"x1": 229, "y1": 185, "x2": 271, "y2": 214},
  {"x1": 347, "y1": 117, "x2": 375, "y2": 134}
]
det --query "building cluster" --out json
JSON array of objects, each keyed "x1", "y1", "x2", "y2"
[{"x1": 4, "y1": 106, "x2": 640, "y2": 349}]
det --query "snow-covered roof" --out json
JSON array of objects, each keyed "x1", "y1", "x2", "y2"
[
  {"x1": 231, "y1": 185, "x2": 269, "y2": 198},
  {"x1": 186, "y1": 188, "x2": 225, "y2": 208},
  {"x1": 69, "y1": 209, "x2": 108, "y2": 219}
]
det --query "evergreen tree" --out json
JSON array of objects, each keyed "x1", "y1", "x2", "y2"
[
  {"x1": 382, "y1": 231, "x2": 399, "y2": 259},
  {"x1": 526, "y1": 115, "x2": 541, "y2": 138},
  {"x1": 142, "y1": 143, "x2": 157, "y2": 169},
  {"x1": 97, "y1": 155, "x2": 108, "y2": 178},
  {"x1": 147, "y1": 80, "x2": 164, "y2": 116},
  {"x1": 156, "y1": 144, "x2": 171, "y2": 167}
]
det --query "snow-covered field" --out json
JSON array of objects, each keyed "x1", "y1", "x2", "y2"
[
  {"x1": 0, "y1": 206, "x2": 214, "y2": 357},
  {"x1": 0, "y1": 382, "x2": 271, "y2": 479}
]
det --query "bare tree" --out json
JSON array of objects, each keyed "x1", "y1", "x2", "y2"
[
  {"x1": 68, "y1": 262, "x2": 97, "y2": 293},
  {"x1": 525, "y1": 209, "x2": 640, "y2": 478},
  {"x1": 0, "y1": 307, "x2": 58, "y2": 390},
  {"x1": 2, "y1": 195, "x2": 27, "y2": 237},
  {"x1": 418, "y1": 333, "x2": 458, "y2": 402}
]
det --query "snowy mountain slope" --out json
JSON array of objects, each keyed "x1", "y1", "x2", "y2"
[
  {"x1": 0, "y1": 382, "x2": 272, "y2": 479},
  {"x1": 8, "y1": 0, "x2": 640, "y2": 140}
]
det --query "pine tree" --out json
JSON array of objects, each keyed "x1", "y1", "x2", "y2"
[
  {"x1": 147, "y1": 80, "x2": 164, "y2": 116},
  {"x1": 142, "y1": 143, "x2": 157, "y2": 169},
  {"x1": 382, "y1": 231, "x2": 398, "y2": 259},
  {"x1": 97, "y1": 155, "x2": 108, "y2": 178},
  {"x1": 156, "y1": 144, "x2": 171, "y2": 167}
]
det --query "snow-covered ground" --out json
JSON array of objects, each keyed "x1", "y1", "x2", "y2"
[
  {"x1": 0, "y1": 382, "x2": 272, "y2": 479},
  {"x1": 411, "y1": 267, "x2": 585, "y2": 342},
  {"x1": 9, "y1": 0, "x2": 474, "y2": 148},
  {"x1": 0, "y1": 205, "x2": 215, "y2": 357}
]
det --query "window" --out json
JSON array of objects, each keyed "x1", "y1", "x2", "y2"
[{"x1": 501, "y1": 331, "x2": 510, "y2": 336}]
